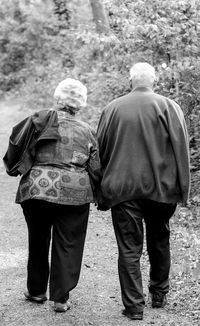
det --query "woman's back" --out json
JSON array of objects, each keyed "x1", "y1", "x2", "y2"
[
  {"x1": 16, "y1": 110, "x2": 99, "y2": 206},
  {"x1": 35, "y1": 110, "x2": 94, "y2": 172}
]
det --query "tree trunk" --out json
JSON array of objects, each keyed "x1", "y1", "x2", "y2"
[{"x1": 90, "y1": 0, "x2": 110, "y2": 34}]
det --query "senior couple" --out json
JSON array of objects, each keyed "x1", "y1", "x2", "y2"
[{"x1": 4, "y1": 62, "x2": 190, "y2": 320}]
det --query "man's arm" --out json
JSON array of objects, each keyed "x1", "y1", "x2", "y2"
[
  {"x1": 166, "y1": 100, "x2": 190, "y2": 203},
  {"x1": 97, "y1": 110, "x2": 108, "y2": 165}
]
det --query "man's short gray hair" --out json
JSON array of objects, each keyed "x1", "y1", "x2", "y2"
[{"x1": 129, "y1": 62, "x2": 156, "y2": 84}]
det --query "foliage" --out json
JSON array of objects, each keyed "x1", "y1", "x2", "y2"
[
  {"x1": 104, "y1": 0, "x2": 200, "y2": 169},
  {"x1": 0, "y1": 0, "x2": 200, "y2": 170},
  {"x1": 0, "y1": 0, "x2": 74, "y2": 93},
  {"x1": 53, "y1": 0, "x2": 71, "y2": 28}
]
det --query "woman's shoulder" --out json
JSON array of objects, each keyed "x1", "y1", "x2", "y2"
[
  {"x1": 75, "y1": 118, "x2": 93, "y2": 131},
  {"x1": 75, "y1": 119, "x2": 97, "y2": 141},
  {"x1": 32, "y1": 108, "x2": 55, "y2": 118},
  {"x1": 31, "y1": 109, "x2": 57, "y2": 131}
]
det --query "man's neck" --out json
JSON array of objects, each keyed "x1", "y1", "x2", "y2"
[{"x1": 132, "y1": 85, "x2": 154, "y2": 92}]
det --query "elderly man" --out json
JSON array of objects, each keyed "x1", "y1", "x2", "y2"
[{"x1": 97, "y1": 62, "x2": 190, "y2": 320}]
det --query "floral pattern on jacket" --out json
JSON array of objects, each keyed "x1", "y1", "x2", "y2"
[{"x1": 16, "y1": 110, "x2": 101, "y2": 205}]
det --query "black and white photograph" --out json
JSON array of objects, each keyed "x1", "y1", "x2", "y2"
[{"x1": 0, "y1": 0, "x2": 200, "y2": 325}]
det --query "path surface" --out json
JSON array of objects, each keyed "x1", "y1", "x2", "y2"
[{"x1": 0, "y1": 101, "x2": 199, "y2": 325}]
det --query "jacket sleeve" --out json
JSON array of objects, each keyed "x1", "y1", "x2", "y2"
[
  {"x1": 87, "y1": 128, "x2": 102, "y2": 186},
  {"x1": 3, "y1": 116, "x2": 34, "y2": 176},
  {"x1": 3, "y1": 110, "x2": 56, "y2": 176},
  {"x1": 97, "y1": 110, "x2": 108, "y2": 167},
  {"x1": 95, "y1": 110, "x2": 111, "y2": 210},
  {"x1": 165, "y1": 100, "x2": 190, "y2": 203}
]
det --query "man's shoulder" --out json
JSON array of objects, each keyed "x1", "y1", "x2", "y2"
[
  {"x1": 104, "y1": 93, "x2": 131, "y2": 110},
  {"x1": 152, "y1": 91, "x2": 179, "y2": 105},
  {"x1": 152, "y1": 92, "x2": 184, "y2": 121},
  {"x1": 149, "y1": 92, "x2": 181, "y2": 110},
  {"x1": 113, "y1": 92, "x2": 131, "y2": 103}
]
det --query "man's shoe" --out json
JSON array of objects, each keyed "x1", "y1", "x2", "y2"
[
  {"x1": 122, "y1": 309, "x2": 143, "y2": 320},
  {"x1": 24, "y1": 291, "x2": 47, "y2": 303},
  {"x1": 151, "y1": 293, "x2": 167, "y2": 308},
  {"x1": 54, "y1": 301, "x2": 71, "y2": 313}
]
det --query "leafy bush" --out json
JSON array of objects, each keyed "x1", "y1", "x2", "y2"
[{"x1": 0, "y1": 0, "x2": 199, "y2": 170}]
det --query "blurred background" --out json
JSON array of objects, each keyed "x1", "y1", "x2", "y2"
[
  {"x1": 0, "y1": 3, "x2": 200, "y2": 324},
  {"x1": 0, "y1": 0, "x2": 200, "y2": 172}
]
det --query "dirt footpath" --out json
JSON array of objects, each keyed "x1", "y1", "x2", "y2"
[{"x1": 0, "y1": 101, "x2": 199, "y2": 326}]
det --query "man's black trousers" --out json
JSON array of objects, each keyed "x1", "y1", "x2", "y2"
[
  {"x1": 21, "y1": 199, "x2": 89, "y2": 303},
  {"x1": 111, "y1": 199, "x2": 176, "y2": 313}
]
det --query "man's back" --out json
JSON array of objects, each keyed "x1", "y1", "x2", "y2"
[{"x1": 97, "y1": 87, "x2": 190, "y2": 207}]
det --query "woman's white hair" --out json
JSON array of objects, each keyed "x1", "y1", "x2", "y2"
[
  {"x1": 129, "y1": 62, "x2": 156, "y2": 85},
  {"x1": 54, "y1": 78, "x2": 87, "y2": 112}
]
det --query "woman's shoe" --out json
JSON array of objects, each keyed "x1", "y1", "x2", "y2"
[
  {"x1": 54, "y1": 301, "x2": 71, "y2": 313},
  {"x1": 24, "y1": 291, "x2": 47, "y2": 303}
]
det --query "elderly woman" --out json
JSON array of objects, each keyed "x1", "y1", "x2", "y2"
[{"x1": 4, "y1": 78, "x2": 101, "y2": 312}]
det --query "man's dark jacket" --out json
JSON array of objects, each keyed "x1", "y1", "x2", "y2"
[
  {"x1": 97, "y1": 87, "x2": 190, "y2": 208},
  {"x1": 3, "y1": 110, "x2": 60, "y2": 176}
]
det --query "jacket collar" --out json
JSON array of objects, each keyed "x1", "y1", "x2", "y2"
[
  {"x1": 132, "y1": 86, "x2": 154, "y2": 93},
  {"x1": 57, "y1": 109, "x2": 76, "y2": 120}
]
